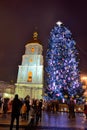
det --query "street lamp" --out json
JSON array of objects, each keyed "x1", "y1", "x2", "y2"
[{"x1": 81, "y1": 74, "x2": 87, "y2": 99}]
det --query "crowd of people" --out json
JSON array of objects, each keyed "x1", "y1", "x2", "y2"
[
  {"x1": 0, "y1": 95, "x2": 87, "y2": 130},
  {"x1": 0, "y1": 94, "x2": 43, "y2": 130}
]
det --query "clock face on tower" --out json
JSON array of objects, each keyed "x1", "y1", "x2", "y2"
[{"x1": 31, "y1": 47, "x2": 35, "y2": 53}]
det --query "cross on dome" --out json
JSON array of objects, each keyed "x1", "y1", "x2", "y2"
[{"x1": 33, "y1": 32, "x2": 38, "y2": 40}]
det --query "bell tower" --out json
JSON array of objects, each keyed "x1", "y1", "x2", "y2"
[{"x1": 15, "y1": 32, "x2": 44, "y2": 99}]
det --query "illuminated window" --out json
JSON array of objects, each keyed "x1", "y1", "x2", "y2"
[
  {"x1": 29, "y1": 59, "x2": 33, "y2": 62},
  {"x1": 27, "y1": 72, "x2": 32, "y2": 82},
  {"x1": 31, "y1": 47, "x2": 34, "y2": 53}
]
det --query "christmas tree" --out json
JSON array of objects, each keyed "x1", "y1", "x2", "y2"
[{"x1": 45, "y1": 21, "x2": 83, "y2": 103}]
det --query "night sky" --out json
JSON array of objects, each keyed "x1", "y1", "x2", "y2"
[{"x1": 0, "y1": 0, "x2": 87, "y2": 82}]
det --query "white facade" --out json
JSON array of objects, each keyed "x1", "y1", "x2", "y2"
[{"x1": 15, "y1": 32, "x2": 44, "y2": 99}]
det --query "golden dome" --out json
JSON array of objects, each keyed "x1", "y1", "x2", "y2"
[{"x1": 26, "y1": 31, "x2": 42, "y2": 45}]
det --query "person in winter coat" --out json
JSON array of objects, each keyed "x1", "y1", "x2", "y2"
[
  {"x1": 25, "y1": 97, "x2": 30, "y2": 120},
  {"x1": 10, "y1": 94, "x2": 22, "y2": 130},
  {"x1": 21, "y1": 103, "x2": 27, "y2": 120},
  {"x1": 68, "y1": 97, "x2": 75, "y2": 118},
  {"x1": 84, "y1": 101, "x2": 87, "y2": 119},
  {"x1": 2, "y1": 98, "x2": 8, "y2": 118}
]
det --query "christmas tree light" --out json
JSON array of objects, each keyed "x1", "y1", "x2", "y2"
[{"x1": 45, "y1": 21, "x2": 83, "y2": 103}]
